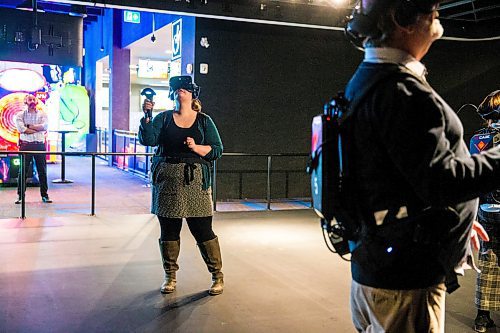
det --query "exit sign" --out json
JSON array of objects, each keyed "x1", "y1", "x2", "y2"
[{"x1": 123, "y1": 11, "x2": 140, "y2": 24}]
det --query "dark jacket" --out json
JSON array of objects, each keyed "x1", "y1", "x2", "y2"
[
  {"x1": 138, "y1": 110, "x2": 223, "y2": 190},
  {"x1": 345, "y1": 62, "x2": 500, "y2": 290}
]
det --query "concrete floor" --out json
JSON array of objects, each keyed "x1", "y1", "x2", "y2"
[
  {"x1": 0, "y1": 156, "x2": 498, "y2": 332},
  {"x1": 0, "y1": 210, "x2": 354, "y2": 333}
]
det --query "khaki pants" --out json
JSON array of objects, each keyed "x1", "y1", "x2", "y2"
[{"x1": 350, "y1": 280, "x2": 446, "y2": 333}]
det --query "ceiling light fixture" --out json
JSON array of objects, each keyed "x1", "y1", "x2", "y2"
[{"x1": 151, "y1": 13, "x2": 156, "y2": 43}]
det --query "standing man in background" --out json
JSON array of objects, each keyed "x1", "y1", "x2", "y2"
[{"x1": 14, "y1": 93, "x2": 52, "y2": 204}]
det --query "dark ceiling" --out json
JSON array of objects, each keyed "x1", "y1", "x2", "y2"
[
  {"x1": 440, "y1": 0, "x2": 500, "y2": 22},
  {"x1": 0, "y1": 1, "x2": 101, "y2": 30},
  {"x1": 1, "y1": 0, "x2": 499, "y2": 36}
]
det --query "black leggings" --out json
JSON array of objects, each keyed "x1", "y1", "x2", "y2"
[{"x1": 158, "y1": 216, "x2": 216, "y2": 243}]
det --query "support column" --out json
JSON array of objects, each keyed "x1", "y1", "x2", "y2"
[
  {"x1": 109, "y1": 47, "x2": 130, "y2": 131},
  {"x1": 108, "y1": 10, "x2": 130, "y2": 161}
]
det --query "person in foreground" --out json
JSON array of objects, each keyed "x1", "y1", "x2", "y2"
[
  {"x1": 342, "y1": 0, "x2": 500, "y2": 331},
  {"x1": 14, "y1": 93, "x2": 52, "y2": 204},
  {"x1": 471, "y1": 90, "x2": 500, "y2": 333},
  {"x1": 138, "y1": 76, "x2": 224, "y2": 296}
]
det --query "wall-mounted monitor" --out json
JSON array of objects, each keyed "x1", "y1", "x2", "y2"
[
  {"x1": 139, "y1": 89, "x2": 173, "y2": 111},
  {"x1": 137, "y1": 59, "x2": 169, "y2": 79}
]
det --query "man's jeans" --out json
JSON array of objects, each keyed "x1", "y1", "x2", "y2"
[{"x1": 17, "y1": 142, "x2": 48, "y2": 198}]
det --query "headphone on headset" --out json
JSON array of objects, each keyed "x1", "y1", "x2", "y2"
[{"x1": 477, "y1": 90, "x2": 500, "y2": 121}]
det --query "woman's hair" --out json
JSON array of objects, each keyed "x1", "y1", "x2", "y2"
[{"x1": 192, "y1": 98, "x2": 202, "y2": 112}]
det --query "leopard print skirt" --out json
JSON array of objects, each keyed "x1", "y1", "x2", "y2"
[{"x1": 151, "y1": 162, "x2": 213, "y2": 218}]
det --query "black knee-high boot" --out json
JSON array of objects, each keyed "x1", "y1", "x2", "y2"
[
  {"x1": 197, "y1": 236, "x2": 224, "y2": 295},
  {"x1": 159, "y1": 239, "x2": 180, "y2": 294}
]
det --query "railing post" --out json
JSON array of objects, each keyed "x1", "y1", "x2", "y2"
[
  {"x1": 122, "y1": 134, "x2": 126, "y2": 169},
  {"x1": 212, "y1": 160, "x2": 217, "y2": 211},
  {"x1": 98, "y1": 129, "x2": 101, "y2": 153},
  {"x1": 91, "y1": 154, "x2": 96, "y2": 216},
  {"x1": 285, "y1": 171, "x2": 289, "y2": 198},
  {"x1": 20, "y1": 153, "x2": 26, "y2": 219},
  {"x1": 239, "y1": 173, "x2": 243, "y2": 199},
  {"x1": 133, "y1": 137, "x2": 137, "y2": 173},
  {"x1": 145, "y1": 146, "x2": 150, "y2": 180},
  {"x1": 267, "y1": 155, "x2": 272, "y2": 210}
]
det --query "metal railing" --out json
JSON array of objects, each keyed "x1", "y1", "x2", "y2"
[
  {"x1": 112, "y1": 129, "x2": 152, "y2": 178},
  {"x1": 106, "y1": 131, "x2": 310, "y2": 199},
  {"x1": 95, "y1": 127, "x2": 109, "y2": 161},
  {"x1": 5, "y1": 151, "x2": 152, "y2": 219},
  {"x1": 2, "y1": 151, "x2": 311, "y2": 219},
  {"x1": 214, "y1": 153, "x2": 309, "y2": 211}
]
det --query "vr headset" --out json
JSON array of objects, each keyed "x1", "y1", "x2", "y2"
[
  {"x1": 168, "y1": 75, "x2": 200, "y2": 100},
  {"x1": 477, "y1": 90, "x2": 500, "y2": 121},
  {"x1": 346, "y1": 0, "x2": 441, "y2": 43}
]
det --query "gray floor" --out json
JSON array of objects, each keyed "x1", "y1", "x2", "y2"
[
  {"x1": 0, "y1": 210, "x2": 354, "y2": 333},
  {"x1": 0, "y1": 157, "x2": 498, "y2": 332}
]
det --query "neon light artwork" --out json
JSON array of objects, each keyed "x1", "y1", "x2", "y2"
[{"x1": 0, "y1": 68, "x2": 46, "y2": 92}]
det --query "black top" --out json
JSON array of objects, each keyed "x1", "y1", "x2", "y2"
[
  {"x1": 344, "y1": 62, "x2": 500, "y2": 290},
  {"x1": 162, "y1": 114, "x2": 202, "y2": 159},
  {"x1": 138, "y1": 110, "x2": 224, "y2": 190}
]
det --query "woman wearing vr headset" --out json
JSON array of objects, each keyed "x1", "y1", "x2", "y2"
[
  {"x1": 138, "y1": 75, "x2": 224, "y2": 296},
  {"x1": 473, "y1": 90, "x2": 500, "y2": 333}
]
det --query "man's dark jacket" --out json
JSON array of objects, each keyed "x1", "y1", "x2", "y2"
[{"x1": 344, "y1": 62, "x2": 500, "y2": 290}]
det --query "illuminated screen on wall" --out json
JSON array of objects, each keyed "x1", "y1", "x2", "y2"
[
  {"x1": 139, "y1": 89, "x2": 173, "y2": 111},
  {"x1": 137, "y1": 59, "x2": 169, "y2": 79}
]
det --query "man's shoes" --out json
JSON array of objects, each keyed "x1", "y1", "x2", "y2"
[
  {"x1": 474, "y1": 314, "x2": 495, "y2": 332},
  {"x1": 42, "y1": 196, "x2": 53, "y2": 203},
  {"x1": 15, "y1": 197, "x2": 22, "y2": 204}
]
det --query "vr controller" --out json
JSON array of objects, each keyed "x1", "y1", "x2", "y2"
[{"x1": 141, "y1": 87, "x2": 156, "y2": 118}]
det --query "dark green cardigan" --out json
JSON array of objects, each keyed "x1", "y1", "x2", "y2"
[{"x1": 138, "y1": 110, "x2": 223, "y2": 190}]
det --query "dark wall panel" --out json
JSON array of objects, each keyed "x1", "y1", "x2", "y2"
[
  {"x1": 195, "y1": 18, "x2": 362, "y2": 156},
  {"x1": 194, "y1": 19, "x2": 361, "y2": 199},
  {"x1": 194, "y1": 18, "x2": 500, "y2": 199},
  {"x1": 0, "y1": 8, "x2": 83, "y2": 67},
  {"x1": 425, "y1": 40, "x2": 500, "y2": 141}
]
